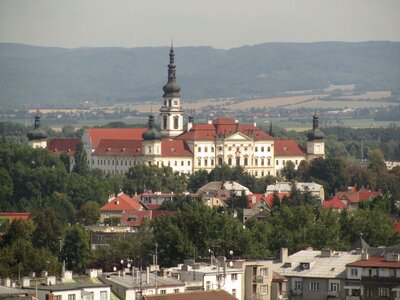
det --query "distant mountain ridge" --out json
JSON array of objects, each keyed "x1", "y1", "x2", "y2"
[{"x1": 0, "y1": 41, "x2": 399, "y2": 108}]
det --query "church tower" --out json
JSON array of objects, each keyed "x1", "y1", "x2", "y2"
[
  {"x1": 159, "y1": 44, "x2": 184, "y2": 138},
  {"x1": 27, "y1": 111, "x2": 48, "y2": 149},
  {"x1": 307, "y1": 113, "x2": 325, "y2": 160}
]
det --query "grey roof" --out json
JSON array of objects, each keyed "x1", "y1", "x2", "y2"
[
  {"x1": 24, "y1": 282, "x2": 109, "y2": 292},
  {"x1": 350, "y1": 237, "x2": 371, "y2": 251},
  {"x1": 274, "y1": 249, "x2": 361, "y2": 279},
  {"x1": 102, "y1": 273, "x2": 185, "y2": 289},
  {"x1": 266, "y1": 182, "x2": 323, "y2": 193},
  {"x1": 197, "y1": 181, "x2": 251, "y2": 196}
]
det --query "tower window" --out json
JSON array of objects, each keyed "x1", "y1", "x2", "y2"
[
  {"x1": 174, "y1": 100, "x2": 178, "y2": 105},
  {"x1": 163, "y1": 115, "x2": 167, "y2": 129},
  {"x1": 174, "y1": 116, "x2": 179, "y2": 129}
]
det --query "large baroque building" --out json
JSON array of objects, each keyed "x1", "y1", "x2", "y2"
[{"x1": 49, "y1": 46, "x2": 325, "y2": 177}]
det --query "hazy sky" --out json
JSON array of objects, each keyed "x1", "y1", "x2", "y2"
[{"x1": 1, "y1": 0, "x2": 399, "y2": 49}]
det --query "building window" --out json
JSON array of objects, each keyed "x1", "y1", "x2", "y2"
[
  {"x1": 260, "y1": 268, "x2": 268, "y2": 277},
  {"x1": 283, "y1": 160, "x2": 286, "y2": 165},
  {"x1": 350, "y1": 268, "x2": 358, "y2": 276},
  {"x1": 174, "y1": 116, "x2": 179, "y2": 129},
  {"x1": 168, "y1": 161, "x2": 171, "y2": 167},
  {"x1": 232, "y1": 289, "x2": 237, "y2": 297},
  {"x1": 366, "y1": 288, "x2": 373, "y2": 297},
  {"x1": 218, "y1": 146, "x2": 222, "y2": 151},
  {"x1": 267, "y1": 146, "x2": 270, "y2": 151},
  {"x1": 100, "y1": 291, "x2": 107, "y2": 300},
  {"x1": 160, "y1": 290, "x2": 166, "y2": 294},
  {"x1": 261, "y1": 147, "x2": 264, "y2": 152},
  {"x1": 236, "y1": 157, "x2": 240, "y2": 165},
  {"x1": 261, "y1": 158, "x2": 264, "y2": 166},
  {"x1": 276, "y1": 160, "x2": 279, "y2": 166},
  {"x1": 218, "y1": 157, "x2": 223, "y2": 165},
  {"x1": 188, "y1": 161, "x2": 191, "y2": 166},
  {"x1": 231, "y1": 273, "x2": 237, "y2": 280},
  {"x1": 379, "y1": 288, "x2": 389, "y2": 297},
  {"x1": 174, "y1": 100, "x2": 178, "y2": 105},
  {"x1": 330, "y1": 282, "x2": 339, "y2": 291},
  {"x1": 204, "y1": 147, "x2": 208, "y2": 152},
  {"x1": 174, "y1": 289, "x2": 179, "y2": 293},
  {"x1": 255, "y1": 147, "x2": 258, "y2": 152},
  {"x1": 268, "y1": 158, "x2": 271, "y2": 166},
  {"x1": 163, "y1": 115, "x2": 167, "y2": 129},
  {"x1": 198, "y1": 159, "x2": 201, "y2": 166},
  {"x1": 211, "y1": 147, "x2": 214, "y2": 152},
  {"x1": 294, "y1": 281, "x2": 302, "y2": 291},
  {"x1": 310, "y1": 282, "x2": 319, "y2": 291},
  {"x1": 181, "y1": 161, "x2": 184, "y2": 166},
  {"x1": 206, "y1": 281, "x2": 211, "y2": 291},
  {"x1": 228, "y1": 157, "x2": 232, "y2": 166},
  {"x1": 204, "y1": 158, "x2": 208, "y2": 166},
  {"x1": 260, "y1": 285, "x2": 268, "y2": 294},
  {"x1": 228, "y1": 147, "x2": 232, "y2": 151},
  {"x1": 174, "y1": 161, "x2": 177, "y2": 166},
  {"x1": 198, "y1": 147, "x2": 201, "y2": 152},
  {"x1": 68, "y1": 296, "x2": 76, "y2": 300},
  {"x1": 211, "y1": 159, "x2": 214, "y2": 166},
  {"x1": 254, "y1": 158, "x2": 258, "y2": 166},
  {"x1": 244, "y1": 157, "x2": 248, "y2": 166},
  {"x1": 54, "y1": 296, "x2": 62, "y2": 300}
]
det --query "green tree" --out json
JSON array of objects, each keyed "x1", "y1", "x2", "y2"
[
  {"x1": 77, "y1": 201, "x2": 100, "y2": 225},
  {"x1": 188, "y1": 170, "x2": 209, "y2": 192},
  {"x1": 62, "y1": 224, "x2": 92, "y2": 273},
  {"x1": 282, "y1": 160, "x2": 296, "y2": 181},
  {"x1": 73, "y1": 142, "x2": 89, "y2": 176}
]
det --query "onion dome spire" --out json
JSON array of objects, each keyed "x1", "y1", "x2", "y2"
[
  {"x1": 162, "y1": 41, "x2": 181, "y2": 98},
  {"x1": 27, "y1": 111, "x2": 48, "y2": 141},
  {"x1": 307, "y1": 112, "x2": 324, "y2": 141},
  {"x1": 142, "y1": 113, "x2": 161, "y2": 141}
]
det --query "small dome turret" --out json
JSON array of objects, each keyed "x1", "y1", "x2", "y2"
[
  {"x1": 142, "y1": 114, "x2": 161, "y2": 141},
  {"x1": 27, "y1": 114, "x2": 48, "y2": 141},
  {"x1": 162, "y1": 44, "x2": 181, "y2": 98}
]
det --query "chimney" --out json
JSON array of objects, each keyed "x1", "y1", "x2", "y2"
[
  {"x1": 46, "y1": 276, "x2": 56, "y2": 286},
  {"x1": 254, "y1": 122, "x2": 257, "y2": 127},
  {"x1": 252, "y1": 195, "x2": 256, "y2": 204},
  {"x1": 146, "y1": 267, "x2": 150, "y2": 285},
  {"x1": 187, "y1": 116, "x2": 194, "y2": 132},
  {"x1": 321, "y1": 249, "x2": 332, "y2": 257},
  {"x1": 4, "y1": 278, "x2": 11, "y2": 287},
  {"x1": 361, "y1": 249, "x2": 369, "y2": 261},
  {"x1": 22, "y1": 277, "x2": 30, "y2": 288},
  {"x1": 280, "y1": 248, "x2": 288, "y2": 263}
]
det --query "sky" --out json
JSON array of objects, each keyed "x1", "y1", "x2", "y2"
[{"x1": 1, "y1": 0, "x2": 399, "y2": 49}]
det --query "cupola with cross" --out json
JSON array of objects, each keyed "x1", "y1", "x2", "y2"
[{"x1": 159, "y1": 42, "x2": 184, "y2": 138}]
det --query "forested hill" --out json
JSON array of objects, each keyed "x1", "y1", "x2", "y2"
[{"x1": 1, "y1": 41, "x2": 399, "y2": 108}]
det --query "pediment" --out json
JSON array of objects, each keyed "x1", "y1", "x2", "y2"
[{"x1": 225, "y1": 132, "x2": 253, "y2": 141}]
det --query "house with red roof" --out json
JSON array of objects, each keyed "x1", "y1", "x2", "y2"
[
  {"x1": 345, "y1": 251, "x2": 400, "y2": 298},
  {"x1": 47, "y1": 138, "x2": 81, "y2": 171},
  {"x1": 323, "y1": 187, "x2": 381, "y2": 211},
  {"x1": 0, "y1": 213, "x2": 30, "y2": 226},
  {"x1": 77, "y1": 47, "x2": 325, "y2": 177},
  {"x1": 100, "y1": 192, "x2": 143, "y2": 223}
]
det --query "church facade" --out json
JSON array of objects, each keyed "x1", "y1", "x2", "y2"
[{"x1": 77, "y1": 46, "x2": 325, "y2": 177}]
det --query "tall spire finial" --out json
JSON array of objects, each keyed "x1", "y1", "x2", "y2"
[{"x1": 163, "y1": 40, "x2": 180, "y2": 97}]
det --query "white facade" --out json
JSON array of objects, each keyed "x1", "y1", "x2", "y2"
[{"x1": 32, "y1": 285, "x2": 110, "y2": 300}]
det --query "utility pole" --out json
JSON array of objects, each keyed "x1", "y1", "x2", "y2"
[{"x1": 155, "y1": 242, "x2": 158, "y2": 295}]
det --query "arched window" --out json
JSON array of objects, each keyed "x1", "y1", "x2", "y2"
[
  {"x1": 163, "y1": 115, "x2": 167, "y2": 129},
  {"x1": 218, "y1": 157, "x2": 223, "y2": 165},
  {"x1": 228, "y1": 157, "x2": 232, "y2": 166},
  {"x1": 236, "y1": 157, "x2": 240, "y2": 166},
  {"x1": 244, "y1": 157, "x2": 248, "y2": 166},
  {"x1": 173, "y1": 116, "x2": 179, "y2": 129}
]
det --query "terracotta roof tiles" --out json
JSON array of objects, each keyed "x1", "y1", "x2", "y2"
[
  {"x1": 100, "y1": 193, "x2": 142, "y2": 212},
  {"x1": 87, "y1": 128, "x2": 147, "y2": 148},
  {"x1": 92, "y1": 139, "x2": 142, "y2": 157},
  {"x1": 161, "y1": 140, "x2": 193, "y2": 157},
  {"x1": 274, "y1": 140, "x2": 307, "y2": 156},
  {"x1": 47, "y1": 138, "x2": 81, "y2": 156},
  {"x1": 143, "y1": 290, "x2": 238, "y2": 300},
  {"x1": 347, "y1": 257, "x2": 400, "y2": 268}
]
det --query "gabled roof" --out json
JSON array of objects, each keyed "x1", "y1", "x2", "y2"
[
  {"x1": 323, "y1": 196, "x2": 346, "y2": 209},
  {"x1": 350, "y1": 237, "x2": 371, "y2": 250},
  {"x1": 274, "y1": 140, "x2": 307, "y2": 157},
  {"x1": 47, "y1": 138, "x2": 81, "y2": 156},
  {"x1": 100, "y1": 193, "x2": 142, "y2": 212},
  {"x1": 87, "y1": 128, "x2": 147, "y2": 148},
  {"x1": 92, "y1": 139, "x2": 142, "y2": 157},
  {"x1": 0, "y1": 213, "x2": 30, "y2": 220},
  {"x1": 334, "y1": 189, "x2": 381, "y2": 204},
  {"x1": 161, "y1": 140, "x2": 193, "y2": 157},
  {"x1": 143, "y1": 290, "x2": 238, "y2": 300}
]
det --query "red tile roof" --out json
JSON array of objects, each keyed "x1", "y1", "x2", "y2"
[
  {"x1": 347, "y1": 257, "x2": 400, "y2": 268},
  {"x1": 175, "y1": 118, "x2": 273, "y2": 141},
  {"x1": 87, "y1": 128, "x2": 147, "y2": 148},
  {"x1": 92, "y1": 139, "x2": 142, "y2": 157},
  {"x1": 335, "y1": 190, "x2": 381, "y2": 204},
  {"x1": 143, "y1": 290, "x2": 238, "y2": 300},
  {"x1": 47, "y1": 138, "x2": 81, "y2": 156},
  {"x1": 247, "y1": 193, "x2": 291, "y2": 208},
  {"x1": 323, "y1": 196, "x2": 347, "y2": 209},
  {"x1": 395, "y1": 222, "x2": 400, "y2": 234},
  {"x1": 100, "y1": 193, "x2": 142, "y2": 212},
  {"x1": 0, "y1": 213, "x2": 30, "y2": 221},
  {"x1": 274, "y1": 140, "x2": 307, "y2": 157},
  {"x1": 161, "y1": 140, "x2": 193, "y2": 157}
]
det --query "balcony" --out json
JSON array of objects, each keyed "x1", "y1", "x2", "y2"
[
  {"x1": 290, "y1": 289, "x2": 302, "y2": 296},
  {"x1": 327, "y1": 290, "x2": 339, "y2": 298},
  {"x1": 253, "y1": 275, "x2": 265, "y2": 283}
]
